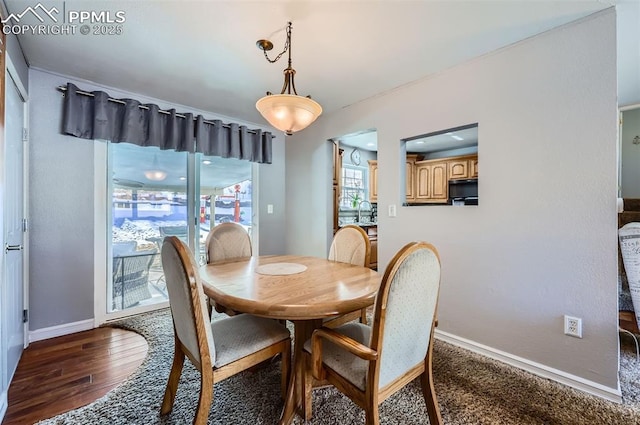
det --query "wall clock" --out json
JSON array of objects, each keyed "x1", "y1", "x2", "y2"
[{"x1": 350, "y1": 148, "x2": 361, "y2": 166}]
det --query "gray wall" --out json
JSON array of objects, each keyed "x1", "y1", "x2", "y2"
[
  {"x1": 257, "y1": 132, "x2": 287, "y2": 255},
  {"x1": 28, "y1": 69, "x2": 286, "y2": 330},
  {"x1": 29, "y1": 70, "x2": 95, "y2": 329},
  {"x1": 285, "y1": 10, "x2": 619, "y2": 391},
  {"x1": 5, "y1": 33, "x2": 28, "y2": 94},
  {"x1": 617, "y1": 1, "x2": 640, "y2": 107}
]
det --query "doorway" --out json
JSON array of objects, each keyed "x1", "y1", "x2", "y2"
[
  {"x1": 333, "y1": 130, "x2": 378, "y2": 269},
  {"x1": 617, "y1": 104, "x2": 640, "y2": 384},
  {"x1": 2, "y1": 70, "x2": 27, "y2": 405},
  {"x1": 98, "y1": 143, "x2": 254, "y2": 323}
]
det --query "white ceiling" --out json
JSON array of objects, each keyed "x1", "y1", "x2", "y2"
[
  {"x1": 406, "y1": 126, "x2": 478, "y2": 154},
  {"x1": 338, "y1": 125, "x2": 479, "y2": 154},
  {"x1": 3, "y1": 0, "x2": 637, "y2": 182},
  {"x1": 5, "y1": 0, "x2": 637, "y2": 134}
]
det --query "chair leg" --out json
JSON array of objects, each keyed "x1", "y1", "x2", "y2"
[
  {"x1": 359, "y1": 307, "x2": 368, "y2": 325},
  {"x1": 620, "y1": 327, "x2": 640, "y2": 360},
  {"x1": 365, "y1": 405, "x2": 380, "y2": 425},
  {"x1": 420, "y1": 362, "x2": 443, "y2": 425},
  {"x1": 303, "y1": 353, "x2": 313, "y2": 421},
  {"x1": 207, "y1": 298, "x2": 213, "y2": 319},
  {"x1": 161, "y1": 342, "x2": 185, "y2": 415},
  {"x1": 194, "y1": 367, "x2": 214, "y2": 425}
]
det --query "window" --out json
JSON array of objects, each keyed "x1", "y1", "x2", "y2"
[
  {"x1": 108, "y1": 144, "x2": 252, "y2": 314},
  {"x1": 340, "y1": 165, "x2": 368, "y2": 209},
  {"x1": 198, "y1": 155, "x2": 252, "y2": 261}
]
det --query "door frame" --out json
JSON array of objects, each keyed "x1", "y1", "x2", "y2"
[
  {"x1": 5, "y1": 55, "x2": 29, "y2": 347},
  {"x1": 93, "y1": 142, "x2": 172, "y2": 326},
  {"x1": 93, "y1": 145, "x2": 259, "y2": 325}
]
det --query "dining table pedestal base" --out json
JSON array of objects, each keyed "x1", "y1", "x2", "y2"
[{"x1": 279, "y1": 318, "x2": 322, "y2": 425}]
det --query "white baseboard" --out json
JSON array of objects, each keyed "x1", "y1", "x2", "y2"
[
  {"x1": 29, "y1": 319, "x2": 95, "y2": 343},
  {"x1": 435, "y1": 329, "x2": 622, "y2": 403}
]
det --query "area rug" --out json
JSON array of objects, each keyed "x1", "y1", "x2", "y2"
[{"x1": 37, "y1": 309, "x2": 640, "y2": 424}]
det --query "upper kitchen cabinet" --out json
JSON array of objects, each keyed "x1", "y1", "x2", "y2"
[
  {"x1": 332, "y1": 142, "x2": 343, "y2": 233},
  {"x1": 403, "y1": 124, "x2": 479, "y2": 206},
  {"x1": 447, "y1": 154, "x2": 478, "y2": 180},
  {"x1": 368, "y1": 160, "x2": 378, "y2": 202},
  {"x1": 415, "y1": 159, "x2": 448, "y2": 203},
  {"x1": 371, "y1": 154, "x2": 422, "y2": 203},
  {"x1": 333, "y1": 142, "x2": 343, "y2": 186},
  {"x1": 470, "y1": 156, "x2": 479, "y2": 178},
  {"x1": 405, "y1": 154, "x2": 422, "y2": 203}
]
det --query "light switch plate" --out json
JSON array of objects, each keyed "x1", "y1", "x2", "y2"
[
  {"x1": 267, "y1": 204, "x2": 273, "y2": 214},
  {"x1": 388, "y1": 204, "x2": 396, "y2": 217}
]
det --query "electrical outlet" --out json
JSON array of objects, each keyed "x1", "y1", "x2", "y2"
[{"x1": 564, "y1": 315, "x2": 582, "y2": 338}]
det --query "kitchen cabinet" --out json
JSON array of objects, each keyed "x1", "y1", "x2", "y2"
[
  {"x1": 368, "y1": 153, "x2": 476, "y2": 205},
  {"x1": 370, "y1": 155, "x2": 421, "y2": 203},
  {"x1": 405, "y1": 154, "x2": 421, "y2": 203},
  {"x1": 366, "y1": 226, "x2": 378, "y2": 270},
  {"x1": 332, "y1": 185, "x2": 340, "y2": 233},
  {"x1": 368, "y1": 160, "x2": 378, "y2": 203},
  {"x1": 470, "y1": 157, "x2": 478, "y2": 178},
  {"x1": 333, "y1": 142, "x2": 342, "y2": 186},
  {"x1": 448, "y1": 159, "x2": 469, "y2": 179},
  {"x1": 447, "y1": 154, "x2": 478, "y2": 180},
  {"x1": 415, "y1": 160, "x2": 448, "y2": 203},
  {"x1": 332, "y1": 143, "x2": 343, "y2": 234}
]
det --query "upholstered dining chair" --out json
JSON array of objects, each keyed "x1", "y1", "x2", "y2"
[
  {"x1": 303, "y1": 241, "x2": 443, "y2": 425},
  {"x1": 205, "y1": 222, "x2": 253, "y2": 315},
  {"x1": 160, "y1": 236, "x2": 291, "y2": 425},
  {"x1": 205, "y1": 222, "x2": 252, "y2": 264},
  {"x1": 324, "y1": 224, "x2": 371, "y2": 327}
]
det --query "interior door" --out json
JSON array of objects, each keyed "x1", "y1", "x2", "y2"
[{"x1": 3, "y1": 71, "x2": 25, "y2": 389}]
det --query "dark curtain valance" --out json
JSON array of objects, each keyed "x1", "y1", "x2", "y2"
[{"x1": 61, "y1": 83, "x2": 273, "y2": 164}]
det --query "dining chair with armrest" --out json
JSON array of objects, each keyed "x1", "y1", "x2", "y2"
[
  {"x1": 160, "y1": 236, "x2": 291, "y2": 425},
  {"x1": 324, "y1": 224, "x2": 371, "y2": 327},
  {"x1": 303, "y1": 241, "x2": 443, "y2": 425}
]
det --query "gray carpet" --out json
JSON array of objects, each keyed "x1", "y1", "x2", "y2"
[{"x1": 37, "y1": 309, "x2": 640, "y2": 424}]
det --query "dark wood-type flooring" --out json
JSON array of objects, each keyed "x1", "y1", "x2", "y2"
[{"x1": 3, "y1": 327, "x2": 148, "y2": 425}]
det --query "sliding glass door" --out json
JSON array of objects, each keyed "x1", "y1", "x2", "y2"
[
  {"x1": 197, "y1": 155, "x2": 253, "y2": 261},
  {"x1": 107, "y1": 144, "x2": 252, "y2": 316}
]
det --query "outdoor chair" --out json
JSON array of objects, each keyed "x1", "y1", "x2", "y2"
[{"x1": 112, "y1": 241, "x2": 156, "y2": 309}]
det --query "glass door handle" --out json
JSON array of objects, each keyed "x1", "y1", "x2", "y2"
[{"x1": 5, "y1": 244, "x2": 23, "y2": 252}]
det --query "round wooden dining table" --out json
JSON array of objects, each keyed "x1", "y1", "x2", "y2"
[{"x1": 199, "y1": 254, "x2": 380, "y2": 425}]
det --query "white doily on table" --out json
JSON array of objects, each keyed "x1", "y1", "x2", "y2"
[{"x1": 255, "y1": 263, "x2": 307, "y2": 275}]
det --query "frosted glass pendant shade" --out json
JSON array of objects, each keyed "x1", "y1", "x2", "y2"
[
  {"x1": 256, "y1": 94, "x2": 322, "y2": 136},
  {"x1": 144, "y1": 170, "x2": 167, "y2": 181},
  {"x1": 144, "y1": 154, "x2": 167, "y2": 181}
]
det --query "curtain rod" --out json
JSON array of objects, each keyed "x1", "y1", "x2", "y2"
[{"x1": 56, "y1": 85, "x2": 259, "y2": 133}]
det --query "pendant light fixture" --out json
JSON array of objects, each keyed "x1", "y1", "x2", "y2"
[
  {"x1": 144, "y1": 154, "x2": 167, "y2": 181},
  {"x1": 256, "y1": 22, "x2": 322, "y2": 136}
]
